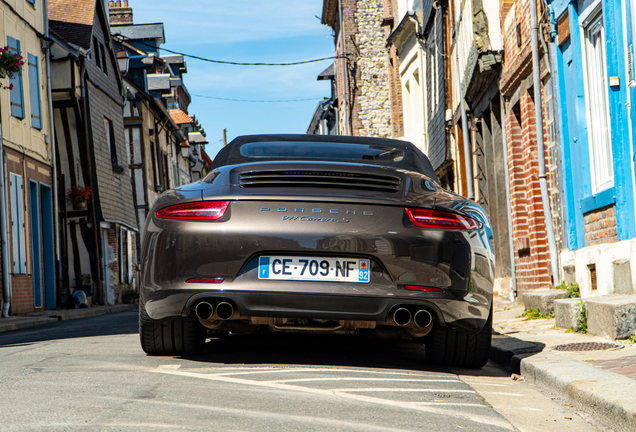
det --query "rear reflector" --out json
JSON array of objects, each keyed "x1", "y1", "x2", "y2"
[
  {"x1": 405, "y1": 285, "x2": 443, "y2": 292},
  {"x1": 186, "y1": 278, "x2": 225, "y2": 283},
  {"x1": 156, "y1": 201, "x2": 229, "y2": 220},
  {"x1": 406, "y1": 208, "x2": 481, "y2": 230}
]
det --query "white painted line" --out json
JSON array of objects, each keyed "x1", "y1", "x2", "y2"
[
  {"x1": 268, "y1": 377, "x2": 460, "y2": 384},
  {"x1": 334, "y1": 388, "x2": 476, "y2": 394},
  {"x1": 479, "y1": 391, "x2": 525, "y2": 397},
  {"x1": 152, "y1": 369, "x2": 515, "y2": 430}
]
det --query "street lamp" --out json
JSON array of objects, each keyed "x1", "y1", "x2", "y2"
[{"x1": 116, "y1": 49, "x2": 129, "y2": 74}]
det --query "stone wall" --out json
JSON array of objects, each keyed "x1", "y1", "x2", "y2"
[{"x1": 354, "y1": 0, "x2": 392, "y2": 137}]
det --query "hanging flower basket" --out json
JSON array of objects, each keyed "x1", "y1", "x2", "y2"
[
  {"x1": 0, "y1": 46, "x2": 23, "y2": 89},
  {"x1": 112, "y1": 157, "x2": 126, "y2": 174},
  {"x1": 67, "y1": 185, "x2": 92, "y2": 210}
]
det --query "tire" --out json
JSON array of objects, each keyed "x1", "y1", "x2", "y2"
[
  {"x1": 139, "y1": 301, "x2": 205, "y2": 356},
  {"x1": 426, "y1": 305, "x2": 492, "y2": 368}
]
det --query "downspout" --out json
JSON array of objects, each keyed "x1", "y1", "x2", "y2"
[
  {"x1": 0, "y1": 135, "x2": 11, "y2": 317},
  {"x1": 530, "y1": 0, "x2": 560, "y2": 285},
  {"x1": 501, "y1": 94, "x2": 517, "y2": 300},
  {"x1": 44, "y1": 0, "x2": 60, "y2": 301},
  {"x1": 337, "y1": 0, "x2": 350, "y2": 135}
]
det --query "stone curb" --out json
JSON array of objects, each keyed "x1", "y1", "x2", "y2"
[
  {"x1": 0, "y1": 304, "x2": 137, "y2": 333},
  {"x1": 490, "y1": 335, "x2": 636, "y2": 432}
]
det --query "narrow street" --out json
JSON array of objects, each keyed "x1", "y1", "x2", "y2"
[{"x1": 0, "y1": 310, "x2": 607, "y2": 431}]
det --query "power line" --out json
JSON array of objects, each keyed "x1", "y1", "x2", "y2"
[
  {"x1": 191, "y1": 94, "x2": 325, "y2": 103},
  {"x1": 113, "y1": 34, "x2": 342, "y2": 66}
]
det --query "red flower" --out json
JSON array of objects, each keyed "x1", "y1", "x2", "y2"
[{"x1": 9, "y1": 84, "x2": 13, "y2": 90}]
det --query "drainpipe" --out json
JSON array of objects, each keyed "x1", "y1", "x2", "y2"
[
  {"x1": 337, "y1": 0, "x2": 350, "y2": 135},
  {"x1": 455, "y1": 46, "x2": 474, "y2": 199},
  {"x1": 44, "y1": 0, "x2": 60, "y2": 297},
  {"x1": 531, "y1": 0, "x2": 560, "y2": 285},
  {"x1": 0, "y1": 140, "x2": 11, "y2": 317},
  {"x1": 501, "y1": 94, "x2": 517, "y2": 300}
]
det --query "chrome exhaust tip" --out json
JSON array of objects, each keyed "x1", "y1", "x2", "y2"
[
  {"x1": 195, "y1": 301, "x2": 214, "y2": 320},
  {"x1": 216, "y1": 302, "x2": 235, "y2": 320},
  {"x1": 393, "y1": 308, "x2": 412, "y2": 326},
  {"x1": 413, "y1": 309, "x2": 433, "y2": 328}
]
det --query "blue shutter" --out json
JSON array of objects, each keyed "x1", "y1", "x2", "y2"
[
  {"x1": 9, "y1": 174, "x2": 26, "y2": 274},
  {"x1": 7, "y1": 37, "x2": 24, "y2": 119},
  {"x1": 28, "y1": 54, "x2": 42, "y2": 129}
]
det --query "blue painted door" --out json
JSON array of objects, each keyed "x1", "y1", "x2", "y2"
[
  {"x1": 40, "y1": 184, "x2": 55, "y2": 309},
  {"x1": 29, "y1": 181, "x2": 42, "y2": 308}
]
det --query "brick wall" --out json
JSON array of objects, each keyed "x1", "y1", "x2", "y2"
[
  {"x1": 584, "y1": 205, "x2": 618, "y2": 246},
  {"x1": 5, "y1": 149, "x2": 54, "y2": 314},
  {"x1": 384, "y1": 0, "x2": 404, "y2": 138},
  {"x1": 499, "y1": 0, "x2": 562, "y2": 294}
]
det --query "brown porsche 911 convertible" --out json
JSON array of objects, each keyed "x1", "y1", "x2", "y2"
[{"x1": 139, "y1": 134, "x2": 494, "y2": 368}]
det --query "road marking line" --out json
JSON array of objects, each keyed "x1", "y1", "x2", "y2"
[
  {"x1": 334, "y1": 388, "x2": 477, "y2": 394},
  {"x1": 479, "y1": 391, "x2": 524, "y2": 397},
  {"x1": 152, "y1": 369, "x2": 515, "y2": 430},
  {"x1": 206, "y1": 368, "x2": 451, "y2": 378},
  {"x1": 268, "y1": 377, "x2": 462, "y2": 384}
]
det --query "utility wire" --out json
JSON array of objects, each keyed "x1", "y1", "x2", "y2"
[
  {"x1": 113, "y1": 34, "x2": 342, "y2": 66},
  {"x1": 191, "y1": 94, "x2": 324, "y2": 103}
]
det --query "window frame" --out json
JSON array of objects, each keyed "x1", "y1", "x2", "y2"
[{"x1": 579, "y1": 4, "x2": 614, "y2": 193}]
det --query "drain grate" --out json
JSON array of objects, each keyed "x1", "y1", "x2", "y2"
[{"x1": 553, "y1": 342, "x2": 621, "y2": 351}]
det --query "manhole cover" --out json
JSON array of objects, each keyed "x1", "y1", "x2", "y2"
[{"x1": 553, "y1": 342, "x2": 621, "y2": 351}]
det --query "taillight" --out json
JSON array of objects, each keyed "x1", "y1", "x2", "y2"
[
  {"x1": 156, "y1": 201, "x2": 229, "y2": 220},
  {"x1": 405, "y1": 285, "x2": 443, "y2": 292},
  {"x1": 406, "y1": 208, "x2": 481, "y2": 230}
]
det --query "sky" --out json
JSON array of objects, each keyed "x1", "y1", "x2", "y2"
[{"x1": 130, "y1": 0, "x2": 335, "y2": 159}]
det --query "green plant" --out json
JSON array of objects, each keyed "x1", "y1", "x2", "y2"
[
  {"x1": 579, "y1": 299, "x2": 587, "y2": 334},
  {"x1": 556, "y1": 281, "x2": 581, "y2": 298},
  {"x1": 521, "y1": 308, "x2": 553, "y2": 320},
  {"x1": 565, "y1": 327, "x2": 575, "y2": 333},
  {"x1": 123, "y1": 289, "x2": 139, "y2": 299},
  {"x1": 629, "y1": 334, "x2": 636, "y2": 344}
]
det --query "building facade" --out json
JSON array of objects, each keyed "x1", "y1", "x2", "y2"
[
  {"x1": 1, "y1": 0, "x2": 55, "y2": 315},
  {"x1": 549, "y1": 0, "x2": 636, "y2": 296},
  {"x1": 49, "y1": 0, "x2": 138, "y2": 306}
]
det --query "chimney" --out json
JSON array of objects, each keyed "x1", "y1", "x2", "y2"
[{"x1": 109, "y1": 0, "x2": 133, "y2": 26}]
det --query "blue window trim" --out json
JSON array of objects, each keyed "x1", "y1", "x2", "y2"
[{"x1": 580, "y1": 187, "x2": 616, "y2": 214}]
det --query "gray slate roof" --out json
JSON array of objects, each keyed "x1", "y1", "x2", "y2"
[{"x1": 112, "y1": 23, "x2": 165, "y2": 44}]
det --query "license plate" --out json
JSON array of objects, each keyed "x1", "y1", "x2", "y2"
[{"x1": 258, "y1": 256, "x2": 370, "y2": 283}]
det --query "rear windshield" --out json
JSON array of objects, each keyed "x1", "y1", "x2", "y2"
[
  {"x1": 240, "y1": 142, "x2": 405, "y2": 162},
  {"x1": 208, "y1": 135, "x2": 439, "y2": 181}
]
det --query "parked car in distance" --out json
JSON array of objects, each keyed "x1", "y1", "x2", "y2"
[{"x1": 139, "y1": 134, "x2": 494, "y2": 368}]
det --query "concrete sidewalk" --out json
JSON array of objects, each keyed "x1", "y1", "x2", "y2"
[
  {"x1": 490, "y1": 297, "x2": 636, "y2": 432},
  {"x1": 0, "y1": 304, "x2": 137, "y2": 333}
]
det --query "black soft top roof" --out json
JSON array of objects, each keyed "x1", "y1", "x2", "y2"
[{"x1": 209, "y1": 134, "x2": 439, "y2": 180}]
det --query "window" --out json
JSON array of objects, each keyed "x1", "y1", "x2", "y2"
[
  {"x1": 9, "y1": 173, "x2": 26, "y2": 274},
  {"x1": 104, "y1": 117, "x2": 118, "y2": 164},
  {"x1": 26, "y1": 0, "x2": 35, "y2": 5},
  {"x1": 100, "y1": 43, "x2": 108, "y2": 75},
  {"x1": 582, "y1": 8, "x2": 613, "y2": 192},
  {"x1": 7, "y1": 37, "x2": 24, "y2": 119},
  {"x1": 28, "y1": 54, "x2": 42, "y2": 129},
  {"x1": 93, "y1": 36, "x2": 101, "y2": 68}
]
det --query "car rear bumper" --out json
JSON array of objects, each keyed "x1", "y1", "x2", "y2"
[{"x1": 142, "y1": 286, "x2": 491, "y2": 334}]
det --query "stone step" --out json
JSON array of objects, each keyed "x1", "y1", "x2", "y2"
[
  {"x1": 521, "y1": 288, "x2": 569, "y2": 315},
  {"x1": 554, "y1": 298, "x2": 584, "y2": 331},
  {"x1": 584, "y1": 295, "x2": 636, "y2": 340}
]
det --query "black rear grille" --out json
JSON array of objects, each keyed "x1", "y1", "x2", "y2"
[{"x1": 239, "y1": 170, "x2": 402, "y2": 193}]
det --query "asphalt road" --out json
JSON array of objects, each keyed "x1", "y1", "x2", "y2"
[{"x1": 0, "y1": 309, "x2": 607, "y2": 432}]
